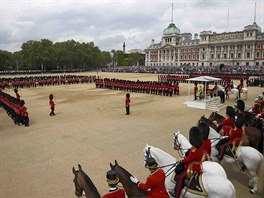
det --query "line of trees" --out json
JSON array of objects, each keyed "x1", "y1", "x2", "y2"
[{"x1": 0, "y1": 39, "x2": 145, "y2": 72}]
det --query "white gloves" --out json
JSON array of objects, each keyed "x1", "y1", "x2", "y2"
[{"x1": 130, "y1": 176, "x2": 139, "y2": 184}]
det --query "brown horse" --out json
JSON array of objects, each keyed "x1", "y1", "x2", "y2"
[
  {"x1": 110, "y1": 160, "x2": 148, "y2": 198},
  {"x1": 208, "y1": 112, "x2": 263, "y2": 153},
  {"x1": 72, "y1": 164, "x2": 101, "y2": 198}
]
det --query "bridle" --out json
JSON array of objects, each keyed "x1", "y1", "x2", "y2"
[
  {"x1": 73, "y1": 172, "x2": 85, "y2": 198},
  {"x1": 173, "y1": 133, "x2": 190, "y2": 158}
]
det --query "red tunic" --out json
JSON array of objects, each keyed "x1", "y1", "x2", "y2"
[
  {"x1": 102, "y1": 188, "x2": 125, "y2": 198},
  {"x1": 194, "y1": 86, "x2": 198, "y2": 94},
  {"x1": 125, "y1": 98, "x2": 130, "y2": 107},
  {"x1": 219, "y1": 117, "x2": 234, "y2": 135},
  {"x1": 49, "y1": 100, "x2": 55, "y2": 108},
  {"x1": 16, "y1": 92, "x2": 20, "y2": 99},
  {"x1": 182, "y1": 146, "x2": 203, "y2": 173},
  {"x1": 202, "y1": 139, "x2": 211, "y2": 157},
  {"x1": 227, "y1": 127, "x2": 243, "y2": 147},
  {"x1": 138, "y1": 169, "x2": 169, "y2": 198}
]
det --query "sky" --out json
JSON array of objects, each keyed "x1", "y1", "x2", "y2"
[{"x1": 0, "y1": 0, "x2": 264, "y2": 53}]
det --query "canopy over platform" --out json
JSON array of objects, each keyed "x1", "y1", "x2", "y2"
[
  {"x1": 186, "y1": 76, "x2": 221, "y2": 82},
  {"x1": 185, "y1": 75, "x2": 225, "y2": 111}
]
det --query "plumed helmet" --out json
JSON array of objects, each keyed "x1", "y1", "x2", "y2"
[
  {"x1": 234, "y1": 114, "x2": 245, "y2": 128},
  {"x1": 106, "y1": 170, "x2": 119, "y2": 185},
  {"x1": 198, "y1": 122, "x2": 209, "y2": 140},
  {"x1": 236, "y1": 99, "x2": 245, "y2": 111},
  {"x1": 189, "y1": 126, "x2": 203, "y2": 148},
  {"x1": 145, "y1": 157, "x2": 158, "y2": 169},
  {"x1": 226, "y1": 106, "x2": 235, "y2": 118}
]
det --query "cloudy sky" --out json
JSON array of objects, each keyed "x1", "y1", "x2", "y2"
[{"x1": 1, "y1": 0, "x2": 263, "y2": 53}]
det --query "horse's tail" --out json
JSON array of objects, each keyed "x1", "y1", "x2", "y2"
[{"x1": 257, "y1": 152, "x2": 264, "y2": 194}]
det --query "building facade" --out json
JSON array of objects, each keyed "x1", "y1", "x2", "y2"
[{"x1": 145, "y1": 21, "x2": 264, "y2": 67}]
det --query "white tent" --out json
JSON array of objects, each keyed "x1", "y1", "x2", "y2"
[
  {"x1": 186, "y1": 76, "x2": 221, "y2": 82},
  {"x1": 184, "y1": 75, "x2": 224, "y2": 110}
]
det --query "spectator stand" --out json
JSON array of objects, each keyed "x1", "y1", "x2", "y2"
[{"x1": 184, "y1": 76, "x2": 226, "y2": 111}]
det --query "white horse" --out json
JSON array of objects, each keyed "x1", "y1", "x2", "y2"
[
  {"x1": 219, "y1": 85, "x2": 248, "y2": 100},
  {"x1": 209, "y1": 126, "x2": 264, "y2": 194},
  {"x1": 144, "y1": 144, "x2": 236, "y2": 198}
]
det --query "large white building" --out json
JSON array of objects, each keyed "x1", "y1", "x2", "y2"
[{"x1": 145, "y1": 21, "x2": 264, "y2": 67}]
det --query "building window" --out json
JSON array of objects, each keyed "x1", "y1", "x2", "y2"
[
  {"x1": 246, "y1": 62, "x2": 249, "y2": 66},
  {"x1": 247, "y1": 52, "x2": 250, "y2": 58},
  {"x1": 262, "y1": 62, "x2": 264, "y2": 66},
  {"x1": 197, "y1": 55, "x2": 199, "y2": 59},
  {"x1": 193, "y1": 63, "x2": 195, "y2": 66},
  {"x1": 247, "y1": 45, "x2": 250, "y2": 49},
  {"x1": 217, "y1": 54, "x2": 220, "y2": 59},
  {"x1": 210, "y1": 62, "x2": 212, "y2": 66},
  {"x1": 256, "y1": 62, "x2": 259, "y2": 66},
  {"x1": 231, "y1": 53, "x2": 234, "y2": 58},
  {"x1": 211, "y1": 54, "x2": 214, "y2": 59},
  {"x1": 236, "y1": 62, "x2": 239, "y2": 66},
  {"x1": 202, "y1": 48, "x2": 205, "y2": 51},
  {"x1": 224, "y1": 54, "x2": 227, "y2": 59},
  {"x1": 257, "y1": 44, "x2": 261, "y2": 48},
  {"x1": 184, "y1": 55, "x2": 187, "y2": 59},
  {"x1": 201, "y1": 63, "x2": 204, "y2": 66},
  {"x1": 202, "y1": 54, "x2": 205, "y2": 59},
  {"x1": 188, "y1": 55, "x2": 191, "y2": 59},
  {"x1": 238, "y1": 53, "x2": 241, "y2": 58},
  {"x1": 256, "y1": 52, "x2": 260, "y2": 58},
  {"x1": 180, "y1": 55, "x2": 183, "y2": 59}
]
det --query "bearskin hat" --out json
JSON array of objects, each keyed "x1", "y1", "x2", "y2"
[
  {"x1": 198, "y1": 122, "x2": 210, "y2": 140},
  {"x1": 106, "y1": 170, "x2": 119, "y2": 185},
  {"x1": 145, "y1": 157, "x2": 158, "y2": 169},
  {"x1": 226, "y1": 106, "x2": 235, "y2": 118},
  {"x1": 236, "y1": 99, "x2": 245, "y2": 111},
  {"x1": 189, "y1": 126, "x2": 203, "y2": 148},
  {"x1": 234, "y1": 114, "x2": 244, "y2": 128}
]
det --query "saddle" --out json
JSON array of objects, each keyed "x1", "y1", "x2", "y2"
[{"x1": 171, "y1": 172, "x2": 208, "y2": 196}]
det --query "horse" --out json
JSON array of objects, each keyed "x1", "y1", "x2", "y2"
[
  {"x1": 110, "y1": 160, "x2": 148, "y2": 198},
  {"x1": 72, "y1": 164, "x2": 101, "y2": 198},
  {"x1": 207, "y1": 112, "x2": 263, "y2": 153},
  {"x1": 209, "y1": 127, "x2": 264, "y2": 194},
  {"x1": 220, "y1": 84, "x2": 248, "y2": 100},
  {"x1": 144, "y1": 143, "x2": 235, "y2": 198}
]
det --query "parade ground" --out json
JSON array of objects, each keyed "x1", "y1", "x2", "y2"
[{"x1": 0, "y1": 72, "x2": 263, "y2": 198}]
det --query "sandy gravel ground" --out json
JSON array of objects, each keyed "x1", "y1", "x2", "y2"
[{"x1": 0, "y1": 72, "x2": 263, "y2": 198}]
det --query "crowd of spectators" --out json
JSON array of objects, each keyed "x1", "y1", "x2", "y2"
[{"x1": 103, "y1": 65, "x2": 264, "y2": 76}]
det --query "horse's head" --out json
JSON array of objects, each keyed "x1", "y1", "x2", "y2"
[
  {"x1": 173, "y1": 131, "x2": 181, "y2": 150},
  {"x1": 110, "y1": 160, "x2": 147, "y2": 197},
  {"x1": 208, "y1": 112, "x2": 217, "y2": 121},
  {"x1": 72, "y1": 164, "x2": 84, "y2": 197},
  {"x1": 72, "y1": 164, "x2": 100, "y2": 198}
]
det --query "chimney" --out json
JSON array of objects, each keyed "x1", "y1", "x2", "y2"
[{"x1": 194, "y1": 33, "x2": 198, "y2": 40}]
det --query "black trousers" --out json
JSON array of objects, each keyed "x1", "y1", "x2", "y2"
[{"x1": 126, "y1": 106, "x2": 130, "y2": 115}]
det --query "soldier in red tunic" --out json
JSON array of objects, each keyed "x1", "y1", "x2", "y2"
[
  {"x1": 130, "y1": 157, "x2": 169, "y2": 198},
  {"x1": 125, "y1": 93, "x2": 130, "y2": 115},
  {"x1": 14, "y1": 88, "x2": 20, "y2": 99},
  {"x1": 174, "y1": 127, "x2": 204, "y2": 198},
  {"x1": 102, "y1": 170, "x2": 125, "y2": 198},
  {"x1": 194, "y1": 82, "x2": 198, "y2": 100},
  {"x1": 237, "y1": 79, "x2": 244, "y2": 99},
  {"x1": 49, "y1": 94, "x2": 55, "y2": 116},
  {"x1": 216, "y1": 106, "x2": 235, "y2": 136},
  {"x1": 198, "y1": 122, "x2": 211, "y2": 160},
  {"x1": 216, "y1": 115, "x2": 244, "y2": 161}
]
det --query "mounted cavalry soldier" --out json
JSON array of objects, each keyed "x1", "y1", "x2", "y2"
[
  {"x1": 216, "y1": 115, "x2": 244, "y2": 161},
  {"x1": 102, "y1": 170, "x2": 125, "y2": 198},
  {"x1": 216, "y1": 106, "x2": 235, "y2": 136},
  {"x1": 174, "y1": 126, "x2": 204, "y2": 198},
  {"x1": 130, "y1": 157, "x2": 169, "y2": 198}
]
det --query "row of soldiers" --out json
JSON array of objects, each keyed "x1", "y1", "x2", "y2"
[
  {"x1": 0, "y1": 91, "x2": 29, "y2": 127},
  {"x1": 95, "y1": 78, "x2": 180, "y2": 96},
  {"x1": 0, "y1": 75, "x2": 96, "y2": 89}
]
